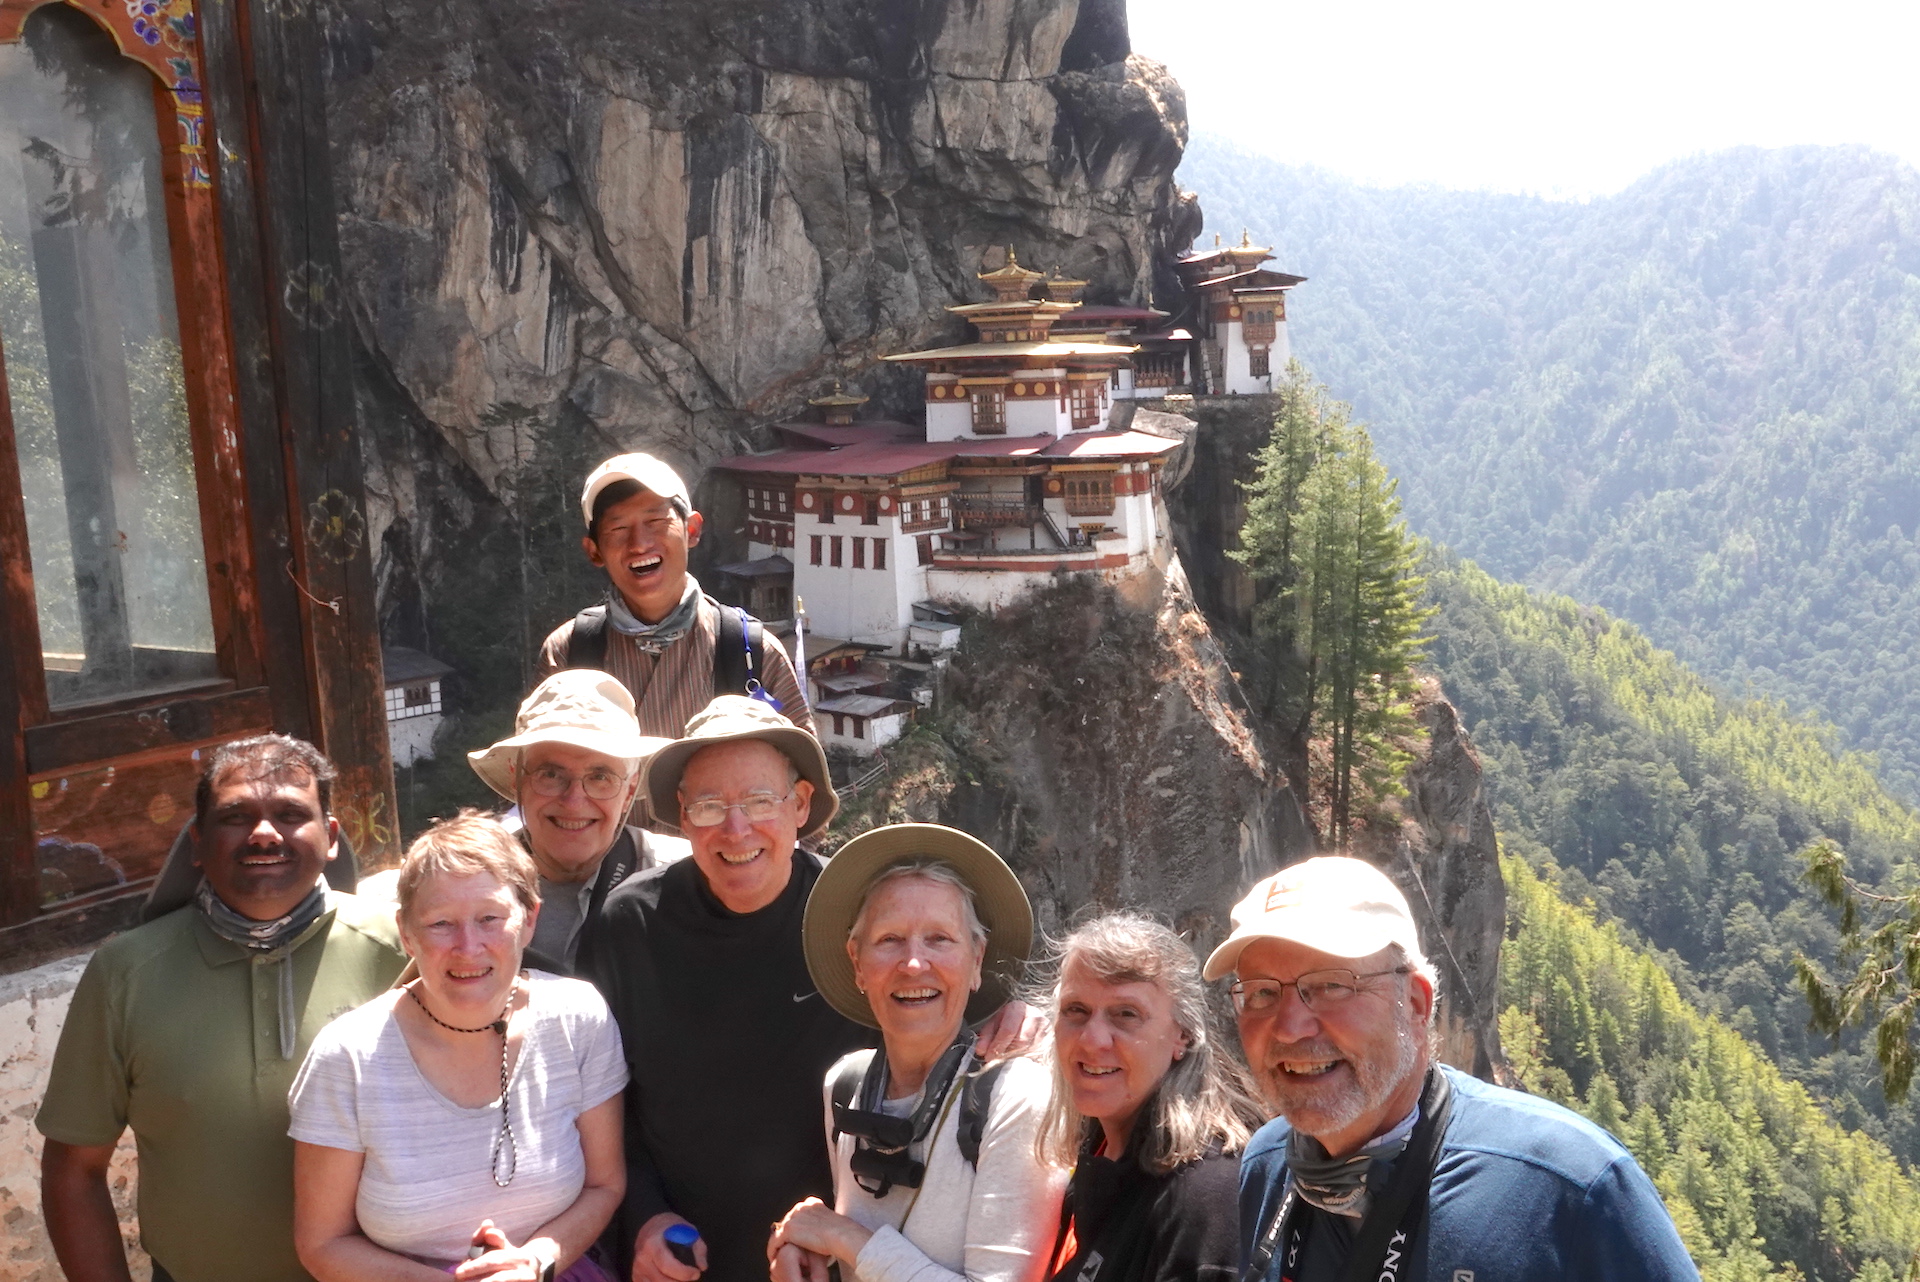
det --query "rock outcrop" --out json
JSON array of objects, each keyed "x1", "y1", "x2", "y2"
[{"x1": 324, "y1": 0, "x2": 1199, "y2": 710}]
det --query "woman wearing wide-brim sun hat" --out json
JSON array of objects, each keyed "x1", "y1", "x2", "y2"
[{"x1": 768, "y1": 824, "x2": 1067, "y2": 1282}]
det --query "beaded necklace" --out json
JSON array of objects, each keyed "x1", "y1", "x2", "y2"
[{"x1": 406, "y1": 978, "x2": 521, "y2": 1186}]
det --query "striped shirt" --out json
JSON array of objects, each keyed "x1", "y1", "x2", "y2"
[{"x1": 536, "y1": 593, "x2": 811, "y2": 741}]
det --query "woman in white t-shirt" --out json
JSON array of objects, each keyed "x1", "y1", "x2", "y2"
[{"x1": 290, "y1": 811, "x2": 626, "y2": 1282}]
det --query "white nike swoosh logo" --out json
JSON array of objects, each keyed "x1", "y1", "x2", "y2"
[{"x1": 793, "y1": 991, "x2": 817, "y2": 1003}]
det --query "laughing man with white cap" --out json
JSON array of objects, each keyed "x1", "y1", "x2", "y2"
[
  {"x1": 534, "y1": 453, "x2": 807, "y2": 765},
  {"x1": 1217, "y1": 856, "x2": 1696, "y2": 1282}
]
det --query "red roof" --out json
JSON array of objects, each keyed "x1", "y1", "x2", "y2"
[
  {"x1": 716, "y1": 428, "x2": 1180, "y2": 478},
  {"x1": 1050, "y1": 304, "x2": 1168, "y2": 326},
  {"x1": 1196, "y1": 268, "x2": 1307, "y2": 292},
  {"x1": 1040, "y1": 430, "x2": 1182, "y2": 459},
  {"x1": 773, "y1": 421, "x2": 919, "y2": 448}
]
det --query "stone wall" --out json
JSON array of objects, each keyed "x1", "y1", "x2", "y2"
[{"x1": 0, "y1": 955, "x2": 148, "y2": 1282}]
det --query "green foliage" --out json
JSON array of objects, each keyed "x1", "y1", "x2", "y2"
[
  {"x1": 1423, "y1": 550, "x2": 1920, "y2": 1168},
  {"x1": 1232, "y1": 365, "x2": 1432, "y2": 841},
  {"x1": 1183, "y1": 138, "x2": 1920, "y2": 804},
  {"x1": 1506, "y1": 855, "x2": 1920, "y2": 1281},
  {"x1": 1795, "y1": 839, "x2": 1920, "y2": 1105}
]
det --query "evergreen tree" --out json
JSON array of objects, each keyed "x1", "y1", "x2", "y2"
[{"x1": 1233, "y1": 364, "x2": 1433, "y2": 843}]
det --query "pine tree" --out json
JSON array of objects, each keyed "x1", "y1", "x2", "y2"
[{"x1": 1232, "y1": 363, "x2": 1433, "y2": 843}]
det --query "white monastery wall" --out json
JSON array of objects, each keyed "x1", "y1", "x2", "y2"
[
  {"x1": 0, "y1": 953, "x2": 149, "y2": 1282},
  {"x1": 792, "y1": 513, "x2": 910, "y2": 646},
  {"x1": 924, "y1": 401, "x2": 974, "y2": 442},
  {"x1": 387, "y1": 712, "x2": 441, "y2": 769},
  {"x1": 1003, "y1": 396, "x2": 1065, "y2": 438}
]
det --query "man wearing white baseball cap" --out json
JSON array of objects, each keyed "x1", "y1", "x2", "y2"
[
  {"x1": 1217, "y1": 856, "x2": 1696, "y2": 1282},
  {"x1": 534, "y1": 453, "x2": 808, "y2": 800}
]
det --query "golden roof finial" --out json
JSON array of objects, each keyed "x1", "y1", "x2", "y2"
[
  {"x1": 1241, "y1": 228, "x2": 1252, "y2": 247},
  {"x1": 1213, "y1": 232, "x2": 1222, "y2": 247}
]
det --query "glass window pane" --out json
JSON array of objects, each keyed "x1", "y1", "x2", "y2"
[{"x1": 0, "y1": 4, "x2": 217, "y2": 710}]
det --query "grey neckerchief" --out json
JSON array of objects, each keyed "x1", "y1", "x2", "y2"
[
  {"x1": 194, "y1": 878, "x2": 330, "y2": 1060},
  {"x1": 606, "y1": 575, "x2": 701, "y2": 655},
  {"x1": 1286, "y1": 1101, "x2": 1420, "y2": 1220}
]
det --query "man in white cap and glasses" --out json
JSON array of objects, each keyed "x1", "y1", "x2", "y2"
[
  {"x1": 536, "y1": 453, "x2": 807, "y2": 765},
  {"x1": 1212, "y1": 857, "x2": 1696, "y2": 1282},
  {"x1": 467, "y1": 668, "x2": 690, "y2": 975},
  {"x1": 586, "y1": 696, "x2": 1036, "y2": 1282}
]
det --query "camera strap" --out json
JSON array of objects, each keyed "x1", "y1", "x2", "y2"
[
  {"x1": 1242, "y1": 1066, "x2": 1454, "y2": 1282},
  {"x1": 832, "y1": 1033, "x2": 977, "y2": 1197}
]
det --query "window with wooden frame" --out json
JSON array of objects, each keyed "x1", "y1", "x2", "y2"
[
  {"x1": 1, "y1": 0, "x2": 276, "y2": 915},
  {"x1": 916, "y1": 535, "x2": 933, "y2": 566},
  {"x1": 1243, "y1": 306, "x2": 1276, "y2": 343},
  {"x1": 970, "y1": 388, "x2": 1005, "y2": 434},
  {"x1": 830, "y1": 536, "x2": 843, "y2": 567},
  {"x1": 1069, "y1": 382, "x2": 1101, "y2": 428},
  {"x1": 851, "y1": 537, "x2": 864, "y2": 569},
  {"x1": 873, "y1": 539, "x2": 886, "y2": 571},
  {"x1": 1063, "y1": 473, "x2": 1116, "y2": 517},
  {"x1": 810, "y1": 534, "x2": 823, "y2": 566},
  {"x1": 1249, "y1": 348, "x2": 1271, "y2": 378}
]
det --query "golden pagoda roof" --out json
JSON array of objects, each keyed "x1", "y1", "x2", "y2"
[
  {"x1": 807, "y1": 380, "x2": 869, "y2": 408},
  {"x1": 977, "y1": 246, "x2": 1045, "y2": 286},
  {"x1": 884, "y1": 339, "x2": 1137, "y2": 363},
  {"x1": 946, "y1": 299, "x2": 1081, "y2": 318}
]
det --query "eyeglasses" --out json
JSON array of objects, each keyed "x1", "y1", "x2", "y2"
[
  {"x1": 679, "y1": 790, "x2": 797, "y2": 828},
  {"x1": 524, "y1": 763, "x2": 630, "y2": 801},
  {"x1": 1229, "y1": 967, "x2": 1410, "y2": 1015}
]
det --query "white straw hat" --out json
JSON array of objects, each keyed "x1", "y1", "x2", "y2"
[
  {"x1": 468, "y1": 670, "x2": 670, "y2": 800},
  {"x1": 581, "y1": 453, "x2": 692, "y2": 527},
  {"x1": 1202, "y1": 856, "x2": 1423, "y2": 981}
]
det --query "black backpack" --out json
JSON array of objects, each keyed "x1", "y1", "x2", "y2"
[{"x1": 564, "y1": 599, "x2": 771, "y2": 703}]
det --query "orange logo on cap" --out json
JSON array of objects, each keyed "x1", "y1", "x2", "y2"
[{"x1": 1264, "y1": 882, "x2": 1304, "y2": 913}]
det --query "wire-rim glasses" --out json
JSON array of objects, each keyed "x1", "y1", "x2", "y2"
[
  {"x1": 680, "y1": 789, "x2": 798, "y2": 828},
  {"x1": 1229, "y1": 966, "x2": 1411, "y2": 1015}
]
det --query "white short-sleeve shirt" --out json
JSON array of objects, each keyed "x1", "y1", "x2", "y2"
[{"x1": 289, "y1": 969, "x2": 627, "y2": 1266}]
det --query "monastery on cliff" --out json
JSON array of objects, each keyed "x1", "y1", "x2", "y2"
[{"x1": 711, "y1": 239, "x2": 1302, "y2": 754}]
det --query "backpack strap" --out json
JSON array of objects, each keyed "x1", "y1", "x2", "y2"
[
  {"x1": 565, "y1": 604, "x2": 610, "y2": 671},
  {"x1": 956, "y1": 1056, "x2": 1009, "y2": 1168},
  {"x1": 830, "y1": 1049, "x2": 878, "y2": 1141},
  {"x1": 713, "y1": 603, "x2": 780, "y2": 709}
]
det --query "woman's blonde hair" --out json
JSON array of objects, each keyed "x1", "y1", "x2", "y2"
[
  {"x1": 396, "y1": 809, "x2": 540, "y2": 926},
  {"x1": 1035, "y1": 911, "x2": 1267, "y2": 1174}
]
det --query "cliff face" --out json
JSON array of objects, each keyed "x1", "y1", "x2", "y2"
[{"x1": 322, "y1": 0, "x2": 1198, "y2": 696}]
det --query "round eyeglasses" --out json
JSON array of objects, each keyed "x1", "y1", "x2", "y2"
[
  {"x1": 679, "y1": 789, "x2": 797, "y2": 828},
  {"x1": 525, "y1": 763, "x2": 630, "y2": 801},
  {"x1": 1229, "y1": 966, "x2": 1411, "y2": 1015}
]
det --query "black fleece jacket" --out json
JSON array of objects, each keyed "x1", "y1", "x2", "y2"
[
  {"x1": 1047, "y1": 1138, "x2": 1244, "y2": 1282},
  {"x1": 585, "y1": 852, "x2": 872, "y2": 1282}
]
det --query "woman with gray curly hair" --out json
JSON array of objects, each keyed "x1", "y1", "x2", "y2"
[{"x1": 1037, "y1": 912, "x2": 1265, "y2": 1282}]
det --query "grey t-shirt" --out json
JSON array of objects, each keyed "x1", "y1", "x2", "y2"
[
  {"x1": 533, "y1": 877, "x2": 594, "y2": 971},
  {"x1": 288, "y1": 970, "x2": 627, "y2": 1266}
]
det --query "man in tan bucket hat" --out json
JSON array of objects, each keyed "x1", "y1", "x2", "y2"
[
  {"x1": 585, "y1": 697, "x2": 1034, "y2": 1282},
  {"x1": 467, "y1": 668, "x2": 688, "y2": 975}
]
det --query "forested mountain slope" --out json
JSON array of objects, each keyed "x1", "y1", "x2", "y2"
[
  {"x1": 1423, "y1": 551, "x2": 1920, "y2": 1167},
  {"x1": 1181, "y1": 138, "x2": 1920, "y2": 799},
  {"x1": 1505, "y1": 857, "x2": 1920, "y2": 1281}
]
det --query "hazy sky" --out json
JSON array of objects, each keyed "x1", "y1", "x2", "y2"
[{"x1": 1128, "y1": 0, "x2": 1920, "y2": 197}]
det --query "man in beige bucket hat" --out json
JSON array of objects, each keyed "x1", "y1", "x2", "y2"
[
  {"x1": 534, "y1": 453, "x2": 807, "y2": 782},
  {"x1": 584, "y1": 697, "x2": 1035, "y2": 1282},
  {"x1": 467, "y1": 668, "x2": 687, "y2": 975}
]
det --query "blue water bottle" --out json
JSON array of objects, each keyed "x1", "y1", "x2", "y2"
[{"x1": 664, "y1": 1223, "x2": 701, "y2": 1271}]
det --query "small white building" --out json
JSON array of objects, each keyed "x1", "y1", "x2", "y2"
[
  {"x1": 382, "y1": 647, "x2": 452, "y2": 768},
  {"x1": 1172, "y1": 232, "x2": 1304, "y2": 396}
]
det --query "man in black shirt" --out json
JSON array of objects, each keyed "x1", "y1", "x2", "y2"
[{"x1": 591, "y1": 696, "x2": 1032, "y2": 1282}]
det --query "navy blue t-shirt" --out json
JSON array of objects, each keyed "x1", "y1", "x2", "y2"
[{"x1": 1238, "y1": 1066, "x2": 1699, "y2": 1282}]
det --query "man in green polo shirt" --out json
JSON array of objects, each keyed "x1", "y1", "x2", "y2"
[{"x1": 38, "y1": 735, "x2": 407, "y2": 1282}]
